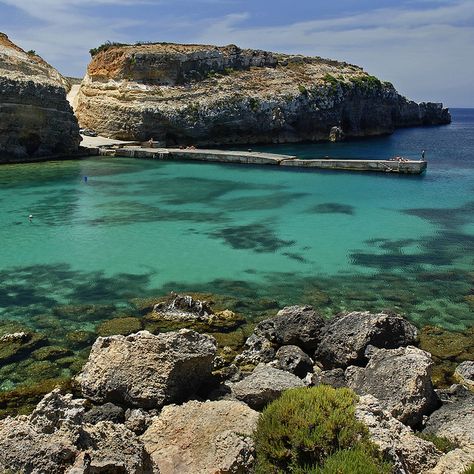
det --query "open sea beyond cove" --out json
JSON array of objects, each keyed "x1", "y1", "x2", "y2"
[{"x1": 0, "y1": 108, "x2": 473, "y2": 393}]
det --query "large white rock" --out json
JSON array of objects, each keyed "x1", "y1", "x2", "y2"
[
  {"x1": 141, "y1": 400, "x2": 259, "y2": 474},
  {"x1": 79, "y1": 329, "x2": 217, "y2": 409},
  {"x1": 346, "y1": 346, "x2": 438, "y2": 427},
  {"x1": 355, "y1": 395, "x2": 441, "y2": 474}
]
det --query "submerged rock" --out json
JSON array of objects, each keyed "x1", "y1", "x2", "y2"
[
  {"x1": 315, "y1": 310, "x2": 418, "y2": 368},
  {"x1": 96, "y1": 316, "x2": 143, "y2": 337},
  {"x1": 141, "y1": 399, "x2": 259, "y2": 474},
  {"x1": 79, "y1": 329, "x2": 217, "y2": 409},
  {"x1": 74, "y1": 42, "x2": 450, "y2": 145},
  {"x1": 355, "y1": 395, "x2": 441, "y2": 474},
  {"x1": 346, "y1": 346, "x2": 438, "y2": 427},
  {"x1": 148, "y1": 292, "x2": 245, "y2": 332},
  {"x1": 231, "y1": 363, "x2": 305, "y2": 410},
  {"x1": 0, "y1": 32, "x2": 80, "y2": 162}
]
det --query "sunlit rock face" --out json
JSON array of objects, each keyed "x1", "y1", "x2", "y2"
[
  {"x1": 74, "y1": 42, "x2": 450, "y2": 145},
  {"x1": 0, "y1": 32, "x2": 81, "y2": 162}
]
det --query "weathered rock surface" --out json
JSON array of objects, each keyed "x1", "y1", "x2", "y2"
[
  {"x1": 272, "y1": 344, "x2": 313, "y2": 377},
  {"x1": 0, "y1": 389, "x2": 155, "y2": 474},
  {"x1": 454, "y1": 361, "x2": 474, "y2": 390},
  {"x1": 423, "y1": 384, "x2": 474, "y2": 447},
  {"x1": 74, "y1": 42, "x2": 450, "y2": 145},
  {"x1": 255, "y1": 305, "x2": 325, "y2": 352},
  {"x1": 231, "y1": 363, "x2": 305, "y2": 409},
  {"x1": 0, "y1": 32, "x2": 80, "y2": 162},
  {"x1": 355, "y1": 395, "x2": 441, "y2": 474},
  {"x1": 315, "y1": 310, "x2": 418, "y2": 368},
  {"x1": 311, "y1": 368, "x2": 347, "y2": 388},
  {"x1": 79, "y1": 329, "x2": 217, "y2": 408},
  {"x1": 83, "y1": 402, "x2": 125, "y2": 425},
  {"x1": 426, "y1": 446, "x2": 474, "y2": 474},
  {"x1": 346, "y1": 346, "x2": 438, "y2": 427},
  {"x1": 234, "y1": 333, "x2": 276, "y2": 367},
  {"x1": 141, "y1": 399, "x2": 259, "y2": 474}
]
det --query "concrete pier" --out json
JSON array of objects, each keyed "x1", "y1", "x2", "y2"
[{"x1": 91, "y1": 143, "x2": 426, "y2": 175}]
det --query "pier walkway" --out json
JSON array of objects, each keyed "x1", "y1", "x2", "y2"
[{"x1": 83, "y1": 140, "x2": 427, "y2": 175}]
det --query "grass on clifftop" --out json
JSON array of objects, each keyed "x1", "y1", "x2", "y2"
[{"x1": 254, "y1": 386, "x2": 392, "y2": 473}]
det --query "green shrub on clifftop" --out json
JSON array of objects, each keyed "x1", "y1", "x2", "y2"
[{"x1": 254, "y1": 386, "x2": 391, "y2": 473}]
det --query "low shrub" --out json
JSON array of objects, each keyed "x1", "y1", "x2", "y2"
[
  {"x1": 415, "y1": 432, "x2": 457, "y2": 453},
  {"x1": 254, "y1": 385, "x2": 391, "y2": 473},
  {"x1": 462, "y1": 464, "x2": 474, "y2": 474}
]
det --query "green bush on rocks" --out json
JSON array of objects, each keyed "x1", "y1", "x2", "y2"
[{"x1": 254, "y1": 385, "x2": 390, "y2": 473}]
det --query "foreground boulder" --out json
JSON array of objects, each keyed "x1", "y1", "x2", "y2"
[
  {"x1": 272, "y1": 344, "x2": 313, "y2": 377},
  {"x1": 355, "y1": 395, "x2": 441, "y2": 474},
  {"x1": 315, "y1": 311, "x2": 418, "y2": 368},
  {"x1": 79, "y1": 329, "x2": 217, "y2": 408},
  {"x1": 231, "y1": 364, "x2": 305, "y2": 410},
  {"x1": 141, "y1": 400, "x2": 258, "y2": 474},
  {"x1": 74, "y1": 42, "x2": 450, "y2": 145},
  {"x1": 346, "y1": 346, "x2": 438, "y2": 427},
  {"x1": 0, "y1": 32, "x2": 80, "y2": 162},
  {"x1": 0, "y1": 389, "x2": 155, "y2": 473},
  {"x1": 423, "y1": 384, "x2": 474, "y2": 447}
]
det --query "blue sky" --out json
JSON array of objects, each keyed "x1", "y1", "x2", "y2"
[{"x1": 1, "y1": 0, "x2": 473, "y2": 107}]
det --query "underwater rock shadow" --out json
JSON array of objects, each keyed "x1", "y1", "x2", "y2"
[
  {"x1": 306, "y1": 203, "x2": 355, "y2": 216},
  {"x1": 208, "y1": 221, "x2": 295, "y2": 253}
]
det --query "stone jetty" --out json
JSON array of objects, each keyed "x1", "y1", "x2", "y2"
[{"x1": 91, "y1": 143, "x2": 428, "y2": 174}]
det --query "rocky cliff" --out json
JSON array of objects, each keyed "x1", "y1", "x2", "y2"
[
  {"x1": 0, "y1": 33, "x2": 80, "y2": 162},
  {"x1": 74, "y1": 42, "x2": 451, "y2": 145}
]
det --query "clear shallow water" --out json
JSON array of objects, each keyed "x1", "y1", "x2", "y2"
[{"x1": 0, "y1": 109, "x2": 473, "y2": 345}]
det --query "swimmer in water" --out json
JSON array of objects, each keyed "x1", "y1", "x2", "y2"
[{"x1": 28, "y1": 214, "x2": 33, "y2": 222}]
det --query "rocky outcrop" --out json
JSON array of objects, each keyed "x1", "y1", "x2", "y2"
[
  {"x1": 231, "y1": 363, "x2": 305, "y2": 409},
  {"x1": 74, "y1": 42, "x2": 450, "y2": 145},
  {"x1": 423, "y1": 385, "x2": 474, "y2": 447},
  {"x1": 0, "y1": 389, "x2": 156, "y2": 473},
  {"x1": 141, "y1": 400, "x2": 259, "y2": 474},
  {"x1": 0, "y1": 32, "x2": 80, "y2": 162},
  {"x1": 314, "y1": 310, "x2": 418, "y2": 368},
  {"x1": 346, "y1": 346, "x2": 438, "y2": 427},
  {"x1": 355, "y1": 395, "x2": 441, "y2": 474},
  {"x1": 79, "y1": 329, "x2": 217, "y2": 408}
]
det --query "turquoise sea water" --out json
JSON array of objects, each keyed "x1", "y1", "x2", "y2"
[{"x1": 0, "y1": 109, "x2": 473, "y2": 358}]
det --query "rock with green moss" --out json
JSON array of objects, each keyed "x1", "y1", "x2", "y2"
[
  {"x1": 31, "y1": 345, "x2": 73, "y2": 361},
  {"x1": 65, "y1": 330, "x2": 96, "y2": 348},
  {"x1": 0, "y1": 331, "x2": 47, "y2": 364},
  {"x1": 146, "y1": 293, "x2": 245, "y2": 332},
  {"x1": 96, "y1": 317, "x2": 143, "y2": 337}
]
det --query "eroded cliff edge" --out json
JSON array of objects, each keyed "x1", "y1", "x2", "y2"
[
  {"x1": 74, "y1": 42, "x2": 451, "y2": 145},
  {"x1": 0, "y1": 33, "x2": 81, "y2": 162}
]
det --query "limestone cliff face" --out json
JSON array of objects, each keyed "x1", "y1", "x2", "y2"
[
  {"x1": 74, "y1": 42, "x2": 451, "y2": 145},
  {"x1": 0, "y1": 33, "x2": 81, "y2": 162}
]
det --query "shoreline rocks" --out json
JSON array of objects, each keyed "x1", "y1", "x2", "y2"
[{"x1": 0, "y1": 307, "x2": 471, "y2": 473}]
